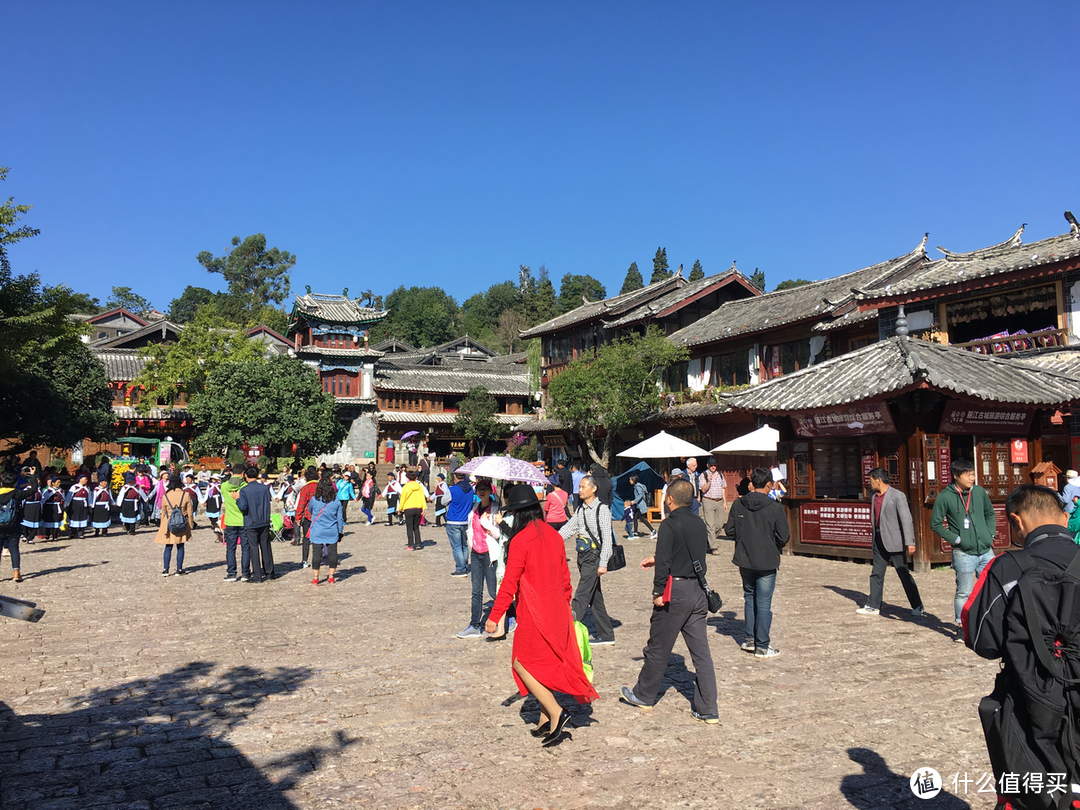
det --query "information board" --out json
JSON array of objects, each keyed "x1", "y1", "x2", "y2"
[{"x1": 799, "y1": 501, "x2": 873, "y2": 548}]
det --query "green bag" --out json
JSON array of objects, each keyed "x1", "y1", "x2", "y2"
[{"x1": 574, "y1": 620, "x2": 594, "y2": 683}]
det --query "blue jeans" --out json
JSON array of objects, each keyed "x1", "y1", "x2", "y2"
[
  {"x1": 741, "y1": 568, "x2": 777, "y2": 649},
  {"x1": 469, "y1": 550, "x2": 498, "y2": 627},
  {"x1": 223, "y1": 525, "x2": 243, "y2": 577},
  {"x1": 163, "y1": 543, "x2": 185, "y2": 571},
  {"x1": 953, "y1": 548, "x2": 994, "y2": 623},
  {"x1": 446, "y1": 523, "x2": 468, "y2": 574}
]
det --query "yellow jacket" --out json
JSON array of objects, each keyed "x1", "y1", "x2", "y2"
[{"x1": 399, "y1": 481, "x2": 429, "y2": 511}]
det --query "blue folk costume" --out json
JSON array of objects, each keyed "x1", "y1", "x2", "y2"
[
  {"x1": 65, "y1": 483, "x2": 91, "y2": 533},
  {"x1": 40, "y1": 483, "x2": 64, "y2": 537},
  {"x1": 203, "y1": 480, "x2": 223, "y2": 520},
  {"x1": 90, "y1": 484, "x2": 114, "y2": 534},
  {"x1": 116, "y1": 474, "x2": 144, "y2": 535},
  {"x1": 20, "y1": 485, "x2": 42, "y2": 537}
]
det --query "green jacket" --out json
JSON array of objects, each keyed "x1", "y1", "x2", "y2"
[
  {"x1": 1066, "y1": 504, "x2": 1080, "y2": 544},
  {"x1": 221, "y1": 475, "x2": 246, "y2": 527},
  {"x1": 930, "y1": 483, "x2": 996, "y2": 555}
]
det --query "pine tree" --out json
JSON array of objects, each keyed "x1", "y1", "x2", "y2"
[
  {"x1": 619, "y1": 261, "x2": 644, "y2": 294},
  {"x1": 689, "y1": 259, "x2": 704, "y2": 282},
  {"x1": 750, "y1": 267, "x2": 766, "y2": 291},
  {"x1": 650, "y1": 247, "x2": 670, "y2": 284}
]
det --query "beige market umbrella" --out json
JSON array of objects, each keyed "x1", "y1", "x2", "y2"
[
  {"x1": 711, "y1": 425, "x2": 780, "y2": 455},
  {"x1": 617, "y1": 430, "x2": 710, "y2": 459}
]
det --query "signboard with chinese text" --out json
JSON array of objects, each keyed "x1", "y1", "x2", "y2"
[
  {"x1": 939, "y1": 403, "x2": 1033, "y2": 436},
  {"x1": 791, "y1": 404, "x2": 896, "y2": 438},
  {"x1": 1010, "y1": 439, "x2": 1029, "y2": 465},
  {"x1": 799, "y1": 501, "x2": 873, "y2": 548}
]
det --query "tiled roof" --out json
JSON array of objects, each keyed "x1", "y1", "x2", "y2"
[
  {"x1": 113, "y1": 406, "x2": 188, "y2": 420},
  {"x1": 370, "y1": 337, "x2": 416, "y2": 353},
  {"x1": 292, "y1": 293, "x2": 387, "y2": 325},
  {"x1": 668, "y1": 242, "x2": 928, "y2": 348},
  {"x1": 87, "y1": 307, "x2": 149, "y2": 327},
  {"x1": 89, "y1": 319, "x2": 183, "y2": 349},
  {"x1": 332, "y1": 396, "x2": 378, "y2": 406},
  {"x1": 1003, "y1": 345, "x2": 1080, "y2": 378},
  {"x1": 724, "y1": 336, "x2": 1080, "y2": 414},
  {"x1": 296, "y1": 345, "x2": 383, "y2": 359},
  {"x1": 374, "y1": 363, "x2": 530, "y2": 396},
  {"x1": 93, "y1": 349, "x2": 147, "y2": 381},
  {"x1": 490, "y1": 352, "x2": 528, "y2": 365},
  {"x1": 811, "y1": 306, "x2": 878, "y2": 333},
  {"x1": 643, "y1": 401, "x2": 732, "y2": 422},
  {"x1": 602, "y1": 267, "x2": 757, "y2": 329},
  {"x1": 855, "y1": 223, "x2": 1080, "y2": 302},
  {"x1": 515, "y1": 417, "x2": 568, "y2": 433},
  {"x1": 377, "y1": 411, "x2": 530, "y2": 425},
  {"x1": 519, "y1": 274, "x2": 685, "y2": 339}
]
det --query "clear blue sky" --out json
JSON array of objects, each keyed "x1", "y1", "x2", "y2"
[{"x1": 6, "y1": 1, "x2": 1079, "y2": 311}]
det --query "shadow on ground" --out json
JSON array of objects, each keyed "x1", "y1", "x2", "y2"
[
  {"x1": 841, "y1": 747, "x2": 970, "y2": 809},
  {"x1": 0, "y1": 661, "x2": 358, "y2": 809},
  {"x1": 824, "y1": 585, "x2": 961, "y2": 641}
]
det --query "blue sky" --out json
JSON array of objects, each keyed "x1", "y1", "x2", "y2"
[{"x1": 6, "y1": 1, "x2": 1079, "y2": 311}]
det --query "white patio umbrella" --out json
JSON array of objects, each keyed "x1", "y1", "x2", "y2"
[
  {"x1": 617, "y1": 430, "x2": 710, "y2": 459},
  {"x1": 711, "y1": 425, "x2": 780, "y2": 455}
]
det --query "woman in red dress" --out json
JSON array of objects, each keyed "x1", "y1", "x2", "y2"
[{"x1": 486, "y1": 484, "x2": 598, "y2": 747}]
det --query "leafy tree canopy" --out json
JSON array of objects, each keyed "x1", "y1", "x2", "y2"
[
  {"x1": 189, "y1": 353, "x2": 346, "y2": 459},
  {"x1": 557, "y1": 273, "x2": 606, "y2": 314},
  {"x1": 0, "y1": 167, "x2": 39, "y2": 275},
  {"x1": 66, "y1": 291, "x2": 104, "y2": 315},
  {"x1": 546, "y1": 325, "x2": 687, "y2": 467},
  {"x1": 689, "y1": 259, "x2": 704, "y2": 282},
  {"x1": 650, "y1": 247, "x2": 670, "y2": 284},
  {"x1": 371, "y1": 285, "x2": 460, "y2": 348},
  {"x1": 750, "y1": 267, "x2": 766, "y2": 291},
  {"x1": 131, "y1": 307, "x2": 265, "y2": 414},
  {"x1": 197, "y1": 234, "x2": 295, "y2": 321},
  {"x1": 106, "y1": 286, "x2": 152, "y2": 315},
  {"x1": 524, "y1": 265, "x2": 558, "y2": 326},
  {"x1": 452, "y1": 385, "x2": 504, "y2": 456},
  {"x1": 774, "y1": 278, "x2": 812, "y2": 291},
  {"x1": 620, "y1": 261, "x2": 644, "y2": 295},
  {"x1": 167, "y1": 286, "x2": 216, "y2": 323}
]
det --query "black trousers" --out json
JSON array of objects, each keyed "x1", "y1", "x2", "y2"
[
  {"x1": 244, "y1": 525, "x2": 274, "y2": 581},
  {"x1": 867, "y1": 531, "x2": 922, "y2": 610},
  {"x1": 633, "y1": 578, "x2": 718, "y2": 715},
  {"x1": 573, "y1": 549, "x2": 613, "y2": 641},
  {"x1": 301, "y1": 518, "x2": 311, "y2": 563},
  {"x1": 311, "y1": 542, "x2": 338, "y2": 570},
  {"x1": 404, "y1": 508, "x2": 423, "y2": 549}
]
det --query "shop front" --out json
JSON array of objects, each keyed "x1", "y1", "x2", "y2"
[{"x1": 726, "y1": 336, "x2": 1080, "y2": 571}]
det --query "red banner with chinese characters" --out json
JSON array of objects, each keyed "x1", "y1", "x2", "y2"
[
  {"x1": 938, "y1": 403, "x2": 1033, "y2": 436},
  {"x1": 791, "y1": 403, "x2": 897, "y2": 438},
  {"x1": 1010, "y1": 439, "x2": 1029, "y2": 465}
]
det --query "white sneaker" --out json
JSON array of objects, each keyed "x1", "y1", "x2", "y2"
[{"x1": 855, "y1": 606, "x2": 880, "y2": 615}]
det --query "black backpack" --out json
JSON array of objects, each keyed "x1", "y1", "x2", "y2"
[{"x1": 979, "y1": 547, "x2": 1080, "y2": 810}]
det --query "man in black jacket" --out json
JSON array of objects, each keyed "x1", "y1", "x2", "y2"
[
  {"x1": 620, "y1": 478, "x2": 718, "y2": 722},
  {"x1": 235, "y1": 467, "x2": 274, "y2": 582},
  {"x1": 963, "y1": 484, "x2": 1080, "y2": 810},
  {"x1": 725, "y1": 468, "x2": 790, "y2": 659}
]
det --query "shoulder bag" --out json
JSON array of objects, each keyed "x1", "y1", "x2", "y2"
[
  {"x1": 662, "y1": 525, "x2": 722, "y2": 613},
  {"x1": 584, "y1": 506, "x2": 625, "y2": 571}
]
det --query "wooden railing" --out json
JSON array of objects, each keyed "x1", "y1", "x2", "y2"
[{"x1": 951, "y1": 327, "x2": 1069, "y2": 355}]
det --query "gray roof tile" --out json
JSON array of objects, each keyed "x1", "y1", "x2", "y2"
[
  {"x1": 374, "y1": 363, "x2": 530, "y2": 396},
  {"x1": 93, "y1": 349, "x2": 148, "y2": 381},
  {"x1": 601, "y1": 268, "x2": 756, "y2": 329},
  {"x1": 292, "y1": 293, "x2": 387, "y2": 325},
  {"x1": 724, "y1": 337, "x2": 1080, "y2": 413}
]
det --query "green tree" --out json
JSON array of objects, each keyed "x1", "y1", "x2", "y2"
[
  {"x1": 106, "y1": 286, "x2": 152, "y2": 314},
  {"x1": 372, "y1": 286, "x2": 460, "y2": 347},
  {"x1": 774, "y1": 278, "x2": 812, "y2": 291},
  {"x1": 619, "y1": 261, "x2": 644, "y2": 294},
  {"x1": 547, "y1": 325, "x2": 687, "y2": 466},
  {"x1": 750, "y1": 267, "x2": 766, "y2": 291},
  {"x1": 526, "y1": 265, "x2": 559, "y2": 326},
  {"x1": 0, "y1": 167, "x2": 39, "y2": 275},
  {"x1": 189, "y1": 353, "x2": 346, "y2": 459},
  {"x1": 650, "y1": 247, "x2": 670, "y2": 284},
  {"x1": 168, "y1": 286, "x2": 216, "y2": 323},
  {"x1": 453, "y1": 385, "x2": 504, "y2": 455},
  {"x1": 64, "y1": 290, "x2": 103, "y2": 315},
  {"x1": 557, "y1": 273, "x2": 606, "y2": 314},
  {"x1": 526, "y1": 337, "x2": 542, "y2": 397},
  {"x1": 131, "y1": 307, "x2": 265, "y2": 414},
  {"x1": 689, "y1": 259, "x2": 704, "y2": 282},
  {"x1": 197, "y1": 234, "x2": 295, "y2": 321}
]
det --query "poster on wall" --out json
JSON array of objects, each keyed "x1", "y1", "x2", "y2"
[
  {"x1": 939, "y1": 403, "x2": 1033, "y2": 435},
  {"x1": 791, "y1": 403, "x2": 896, "y2": 437}
]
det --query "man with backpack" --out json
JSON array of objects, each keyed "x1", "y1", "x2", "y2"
[{"x1": 964, "y1": 484, "x2": 1080, "y2": 810}]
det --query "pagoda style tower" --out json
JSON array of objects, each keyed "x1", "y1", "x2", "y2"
[{"x1": 287, "y1": 293, "x2": 388, "y2": 463}]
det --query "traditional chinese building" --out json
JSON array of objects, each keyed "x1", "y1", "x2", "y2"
[{"x1": 287, "y1": 292, "x2": 388, "y2": 464}]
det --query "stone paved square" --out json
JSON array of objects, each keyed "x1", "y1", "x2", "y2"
[{"x1": 1, "y1": 519, "x2": 997, "y2": 808}]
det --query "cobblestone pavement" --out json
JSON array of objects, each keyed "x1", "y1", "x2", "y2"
[{"x1": 1, "y1": 517, "x2": 998, "y2": 809}]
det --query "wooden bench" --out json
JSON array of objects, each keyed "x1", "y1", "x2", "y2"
[{"x1": 646, "y1": 490, "x2": 663, "y2": 524}]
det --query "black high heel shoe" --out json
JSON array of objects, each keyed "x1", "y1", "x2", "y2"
[
  {"x1": 541, "y1": 710, "x2": 573, "y2": 746},
  {"x1": 529, "y1": 720, "x2": 552, "y2": 738}
]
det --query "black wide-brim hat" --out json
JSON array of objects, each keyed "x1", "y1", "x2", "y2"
[{"x1": 503, "y1": 484, "x2": 540, "y2": 511}]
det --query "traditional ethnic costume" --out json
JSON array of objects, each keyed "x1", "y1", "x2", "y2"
[
  {"x1": 41, "y1": 484, "x2": 65, "y2": 540},
  {"x1": 20, "y1": 485, "x2": 42, "y2": 541},
  {"x1": 91, "y1": 485, "x2": 114, "y2": 535},
  {"x1": 116, "y1": 478, "x2": 143, "y2": 535},
  {"x1": 66, "y1": 483, "x2": 91, "y2": 536}
]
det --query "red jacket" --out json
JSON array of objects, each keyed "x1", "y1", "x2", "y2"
[{"x1": 296, "y1": 481, "x2": 318, "y2": 521}]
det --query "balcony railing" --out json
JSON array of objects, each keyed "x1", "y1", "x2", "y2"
[{"x1": 951, "y1": 327, "x2": 1069, "y2": 355}]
